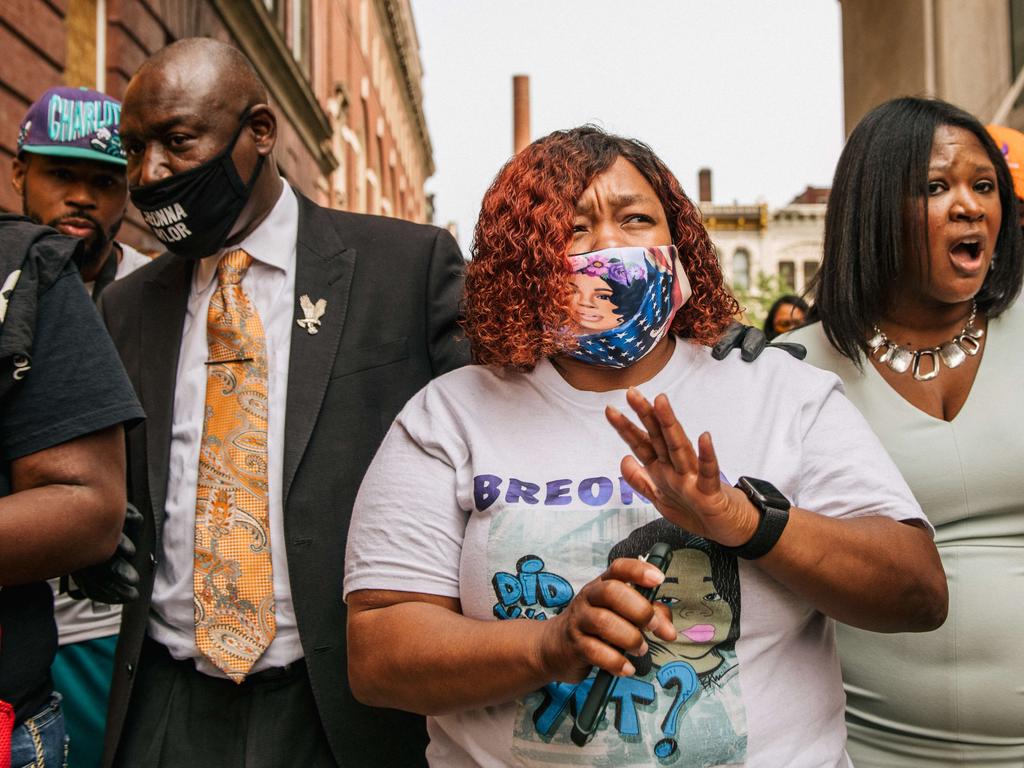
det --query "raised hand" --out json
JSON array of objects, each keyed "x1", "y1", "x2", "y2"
[
  {"x1": 606, "y1": 388, "x2": 758, "y2": 548},
  {"x1": 537, "y1": 557, "x2": 677, "y2": 681}
]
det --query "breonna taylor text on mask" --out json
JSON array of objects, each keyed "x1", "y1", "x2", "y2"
[{"x1": 141, "y1": 203, "x2": 193, "y2": 243}]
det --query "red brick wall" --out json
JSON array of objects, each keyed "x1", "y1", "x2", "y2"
[
  {"x1": 323, "y1": 0, "x2": 429, "y2": 222},
  {"x1": 0, "y1": 0, "x2": 67, "y2": 215}
]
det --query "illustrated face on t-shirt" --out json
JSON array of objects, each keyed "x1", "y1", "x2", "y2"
[
  {"x1": 650, "y1": 549, "x2": 733, "y2": 674},
  {"x1": 570, "y1": 273, "x2": 623, "y2": 332}
]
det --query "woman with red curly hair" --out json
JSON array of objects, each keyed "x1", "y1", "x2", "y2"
[{"x1": 343, "y1": 127, "x2": 946, "y2": 767}]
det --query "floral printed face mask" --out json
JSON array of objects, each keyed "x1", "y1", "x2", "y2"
[{"x1": 565, "y1": 245, "x2": 691, "y2": 368}]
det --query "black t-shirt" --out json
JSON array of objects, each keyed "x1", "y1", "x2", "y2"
[{"x1": 0, "y1": 265, "x2": 143, "y2": 723}]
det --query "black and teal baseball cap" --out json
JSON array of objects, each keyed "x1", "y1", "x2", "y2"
[{"x1": 17, "y1": 86, "x2": 126, "y2": 166}]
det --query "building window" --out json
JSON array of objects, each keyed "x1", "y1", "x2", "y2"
[
  {"x1": 261, "y1": 0, "x2": 286, "y2": 40},
  {"x1": 803, "y1": 260, "x2": 819, "y2": 288},
  {"x1": 366, "y1": 169, "x2": 378, "y2": 214},
  {"x1": 372, "y1": 36, "x2": 381, "y2": 87},
  {"x1": 289, "y1": 0, "x2": 310, "y2": 73},
  {"x1": 779, "y1": 260, "x2": 796, "y2": 291},
  {"x1": 360, "y1": 0, "x2": 369, "y2": 54},
  {"x1": 347, "y1": 142, "x2": 358, "y2": 212},
  {"x1": 328, "y1": 88, "x2": 349, "y2": 210},
  {"x1": 732, "y1": 249, "x2": 750, "y2": 291},
  {"x1": 377, "y1": 134, "x2": 386, "y2": 207}
]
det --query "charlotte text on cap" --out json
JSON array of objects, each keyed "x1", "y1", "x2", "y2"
[{"x1": 17, "y1": 85, "x2": 126, "y2": 167}]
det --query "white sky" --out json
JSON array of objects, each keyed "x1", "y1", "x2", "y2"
[{"x1": 410, "y1": 0, "x2": 845, "y2": 253}]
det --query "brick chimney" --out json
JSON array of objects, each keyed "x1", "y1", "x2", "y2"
[
  {"x1": 698, "y1": 168, "x2": 712, "y2": 203},
  {"x1": 513, "y1": 75, "x2": 530, "y2": 154}
]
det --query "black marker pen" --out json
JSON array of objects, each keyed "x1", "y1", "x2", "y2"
[{"x1": 571, "y1": 541, "x2": 674, "y2": 747}]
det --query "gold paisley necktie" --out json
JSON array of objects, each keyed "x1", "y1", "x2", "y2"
[{"x1": 193, "y1": 248, "x2": 275, "y2": 682}]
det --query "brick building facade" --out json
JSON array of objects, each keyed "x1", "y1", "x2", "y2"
[{"x1": 0, "y1": 0, "x2": 434, "y2": 250}]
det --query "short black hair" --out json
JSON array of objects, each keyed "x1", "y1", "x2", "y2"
[
  {"x1": 764, "y1": 294, "x2": 810, "y2": 341},
  {"x1": 606, "y1": 271, "x2": 650, "y2": 321},
  {"x1": 810, "y1": 97, "x2": 1024, "y2": 364}
]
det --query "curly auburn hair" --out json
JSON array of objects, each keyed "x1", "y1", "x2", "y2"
[{"x1": 464, "y1": 125, "x2": 737, "y2": 369}]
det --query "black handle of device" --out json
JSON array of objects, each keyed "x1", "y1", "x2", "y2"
[{"x1": 570, "y1": 542, "x2": 673, "y2": 747}]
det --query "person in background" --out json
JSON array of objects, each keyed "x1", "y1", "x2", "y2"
[
  {"x1": 986, "y1": 123, "x2": 1024, "y2": 227},
  {"x1": 13, "y1": 87, "x2": 150, "y2": 301},
  {"x1": 10, "y1": 85, "x2": 150, "y2": 768},
  {"x1": 763, "y1": 294, "x2": 809, "y2": 341},
  {"x1": 343, "y1": 125, "x2": 947, "y2": 768},
  {"x1": 0, "y1": 213, "x2": 143, "y2": 768},
  {"x1": 99, "y1": 38, "x2": 467, "y2": 768},
  {"x1": 782, "y1": 97, "x2": 1024, "y2": 767}
]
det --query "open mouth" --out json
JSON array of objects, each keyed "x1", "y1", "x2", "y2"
[
  {"x1": 950, "y1": 238, "x2": 982, "y2": 260},
  {"x1": 948, "y1": 235, "x2": 987, "y2": 275}
]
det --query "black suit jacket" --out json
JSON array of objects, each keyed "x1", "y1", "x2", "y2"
[{"x1": 99, "y1": 192, "x2": 469, "y2": 767}]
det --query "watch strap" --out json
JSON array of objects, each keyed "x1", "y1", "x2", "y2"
[{"x1": 720, "y1": 483, "x2": 790, "y2": 560}]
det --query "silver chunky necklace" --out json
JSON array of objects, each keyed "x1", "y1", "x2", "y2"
[{"x1": 867, "y1": 301, "x2": 984, "y2": 382}]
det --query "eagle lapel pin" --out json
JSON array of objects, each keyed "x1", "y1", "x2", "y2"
[{"x1": 297, "y1": 294, "x2": 327, "y2": 335}]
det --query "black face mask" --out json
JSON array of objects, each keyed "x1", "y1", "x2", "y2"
[{"x1": 129, "y1": 111, "x2": 265, "y2": 259}]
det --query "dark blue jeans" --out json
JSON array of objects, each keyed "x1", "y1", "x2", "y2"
[{"x1": 11, "y1": 693, "x2": 67, "y2": 768}]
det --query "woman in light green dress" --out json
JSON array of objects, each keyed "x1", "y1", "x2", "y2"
[{"x1": 783, "y1": 97, "x2": 1024, "y2": 766}]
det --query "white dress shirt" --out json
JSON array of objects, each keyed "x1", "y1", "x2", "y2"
[{"x1": 149, "y1": 182, "x2": 303, "y2": 675}]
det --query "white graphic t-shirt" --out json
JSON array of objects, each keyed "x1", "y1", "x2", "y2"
[{"x1": 344, "y1": 340, "x2": 928, "y2": 768}]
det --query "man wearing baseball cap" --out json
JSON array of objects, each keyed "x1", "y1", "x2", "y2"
[
  {"x1": 9, "y1": 86, "x2": 150, "y2": 768},
  {"x1": 12, "y1": 86, "x2": 149, "y2": 300}
]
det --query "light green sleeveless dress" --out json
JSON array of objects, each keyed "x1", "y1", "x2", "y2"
[{"x1": 783, "y1": 302, "x2": 1024, "y2": 767}]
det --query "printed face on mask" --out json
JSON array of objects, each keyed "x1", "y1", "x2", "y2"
[
  {"x1": 571, "y1": 273, "x2": 624, "y2": 332},
  {"x1": 566, "y1": 245, "x2": 690, "y2": 368}
]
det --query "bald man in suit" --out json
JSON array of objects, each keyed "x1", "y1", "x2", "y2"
[{"x1": 99, "y1": 38, "x2": 467, "y2": 767}]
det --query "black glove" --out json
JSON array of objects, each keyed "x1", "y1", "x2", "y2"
[
  {"x1": 67, "y1": 503, "x2": 143, "y2": 604},
  {"x1": 711, "y1": 321, "x2": 807, "y2": 362}
]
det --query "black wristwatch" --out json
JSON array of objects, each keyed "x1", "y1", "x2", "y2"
[{"x1": 720, "y1": 476, "x2": 791, "y2": 560}]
